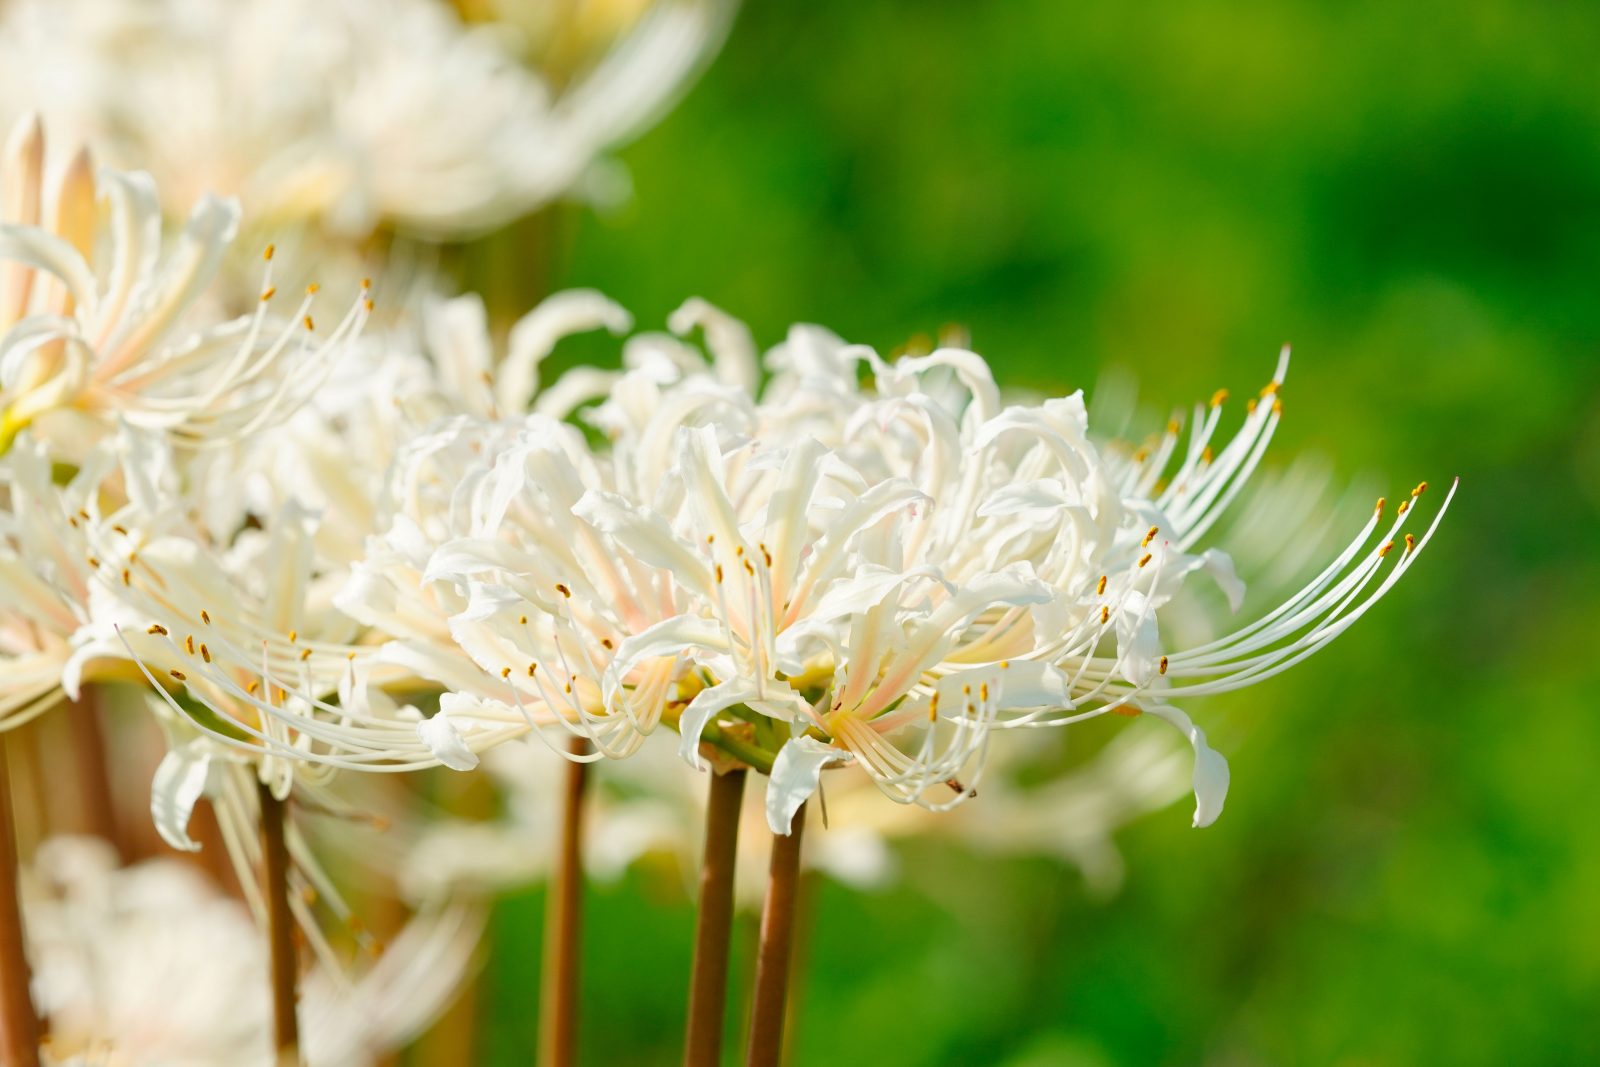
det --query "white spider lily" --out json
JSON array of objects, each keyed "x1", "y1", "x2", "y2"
[
  {"x1": 23, "y1": 836, "x2": 479, "y2": 1067},
  {"x1": 0, "y1": 117, "x2": 368, "y2": 459},
  {"x1": 107, "y1": 292, "x2": 1451, "y2": 846}
]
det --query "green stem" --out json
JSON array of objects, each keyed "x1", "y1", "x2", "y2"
[{"x1": 696, "y1": 721, "x2": 776, "y2": 776}]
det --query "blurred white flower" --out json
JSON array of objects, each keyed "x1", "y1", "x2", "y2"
[
  {"x1": 0, "y1": 0, "x2": 736, "y2": 242},
  {"x1": 24, "y1": 836, "x2": 478, "y2": 1067}
]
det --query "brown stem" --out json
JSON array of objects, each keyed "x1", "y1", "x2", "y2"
[
  {"x1": 780, "y1": 872, "x2": 819, "y2": 1067},
  {"x1": 745, "y1": 803, "x2": 807, "y2": 1067},
  {"x1": 413, "y1": 771, "x2": 494, "y2": 1067},
  {"x1": 0, "y1": 736, "x2": 42, "y2": 1067},
  {"x1": 258, "y1": 781, "x2": 299, "y2": 1064},
  {"x1": 66, "y1": 687, "x2": 120, "y2": 857},
  {"x1": 538, "y1": 740, "x2": 589, "y2": 1067},
  {"x1": 683, "y1": 768, "x2": 747, "y2": 1067}
]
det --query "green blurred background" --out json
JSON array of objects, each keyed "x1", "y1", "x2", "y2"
[{"x1": 467, "y1": 2, "x2": 1600, "y2": 1063}]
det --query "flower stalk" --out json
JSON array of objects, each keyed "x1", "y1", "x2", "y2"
[
  {"x1": 66, "y1": 687, "x2": 120, "y2": 856},
  {"x1": 538, "y1": 739, "x2": 589, "y2": 1067},
  {"x1": 683, "y1": 767, "x2": 747, "y2": 1067},
  {"x1": 0, "y1": 736, "x2": 41, "y2": 1067},
  {"x1": 745, "y1": 802, "x2": 807, "y2": 1067},
  {"x1": 258, "y1": 780, "x2": 299, "y2": 1064}
]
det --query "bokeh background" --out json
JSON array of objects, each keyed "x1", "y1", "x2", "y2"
[{"x1": 457, "y1": 2, "x2": 1600, "y2": 1063}]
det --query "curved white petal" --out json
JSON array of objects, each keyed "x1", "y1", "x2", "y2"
[
  {"x1": 1145, "y1": 703, "x2": 1229, "y2": 828},
  {"x1": 417, "y1": 714, "x2": 480, "y2": 772},
  {"x1": 766, "y1": 736, "x2": 850, "y2": 835},
  {"x1": 150, "y1": 742, "x2": 215, "y2": 853}
]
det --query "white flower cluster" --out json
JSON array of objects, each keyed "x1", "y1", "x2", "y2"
[
  {"x1": 321, "y1": 309, "x2": 1452, "y2": 835},
  {"x1": 0, "y1": 106, "x2": 1454, "y2": 860}
]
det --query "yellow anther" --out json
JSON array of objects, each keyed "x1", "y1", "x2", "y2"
[
  {"x1": 1141, "y1": 525, "x2": 1159, "y2": 548},
  {"x1": 1166, "y1": 419, "x2": 1180, "y2": 435},
  {"x1": 170, "y1": 669, "x2": 186, "y2": 681},
  {"x1": 555, "y1": 583, "x2": 571, "y2": 598},
  {"x1": 1201, "y1": 446, "x2": 1214, "y2": 464},
  {"x1": 1096, "y1": 575, "x2": 1107, "y2": 596},
  {"x1": 1379, "y1": 541, "x2": 1395, "y2": 557},
  {"x1": 501, "y1": 667, "x2": 511, "y2": 679},
  {"x1": 518, "y1": 615, "x2": 528, "y2": 625},
  {"x1": 306, "y1": 283, "x2": 320, "y2": 295},
  {"x1": 264, "y1": 244, "x2": 275, "y2": 261},
  {"x1": 1138, "y1": 552, "x2": 1153, "y2": 568},
  {"x1": 200, "y1": 610, "x2": 211, "y2": 625},
  {"x1": 184, "y1": 634, "x2": 195, "y2": 655},
  {"x1": 361, "y1": 277, "x2": 372, "y2": 290},
  {"x1": 111, "y1": 524, "x2": 128, "y2": 535},
  {"x1": 299, "y1": 647, "x2": 312, "y2": 661},
  {"x1": 200, "y1": 644, "x2": 211, "y2": 663},
  {"x1": 147, "y1": 624, "x2": 168, "y2": 636},
  {"x1": 1100, "y1": 605, "x2": 1111, "y2": 624},
  {"x1": 1109, "y1": 703, "x2": 1141, "y2": 718},
  {"x1": 1397, "y1": 500, "x2": 1410, "y2": 516},
  {"x1": 303, "y1": 315, "x2": 315, "y2": 331},
  {"x1": 1158, "y1": 656, "x2": 1168, "y2": 675},
  {"x1": 1374, "y1": 497, "x2": 1386, "y2": 516},
  {"x1": 1404, "y1": 533, "x2": 1417, "y2": 553},
  {"x1": 1412, "y1": 481, "x2": 1428, "y2": 497},
  {"x1": 1210, "y1": 388, "x2": 1229, "y2": 408},
  {"x1": 288, "y1": 630, "x2": 298, "y2": 643}
]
